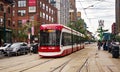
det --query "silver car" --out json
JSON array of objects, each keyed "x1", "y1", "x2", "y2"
[
  {"x1": 0, "y1": 43, "x2": 11, "y2": 56},
  {"x1": 6, "y1": 42, "x2": 29, "y2": 56}
]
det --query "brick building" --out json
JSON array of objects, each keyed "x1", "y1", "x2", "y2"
[
  {"x1": 12, "y1": 0, "x2": 57, "y2": 42},
  {"x1": 0, "y1": 0, "x2": 14, "y2": 43},
  {"x1": 69, "y1": 0, "x2": 77, "y2": 22},
  {"x1": 116, "y1": 0, "x2": 120, "y2": 35},
  {"x1": 112, "y1": 22, "x2": 117, "y2": 35}
]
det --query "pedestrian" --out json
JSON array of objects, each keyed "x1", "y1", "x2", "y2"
[
  {"x1": 106, "y1": 40, "x2": 109, "y2": 51},
  {"x1": 97, "y1": 40, "x2": 102, "y2": 50},
  {"x1": 108, "y1": 40, "x2": 112, "y2": 53},
  {"x1": 103, "y1": 40, "x2": 107, "y2": 50}
]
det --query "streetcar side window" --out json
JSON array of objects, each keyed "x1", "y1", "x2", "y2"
[{"x1": 62, "y1": 32, "x2": 72, "y2": 46}]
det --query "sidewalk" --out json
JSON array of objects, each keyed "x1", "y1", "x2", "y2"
[{"x1": 88, "y1": 43, "x2": 120, "y2": 72}]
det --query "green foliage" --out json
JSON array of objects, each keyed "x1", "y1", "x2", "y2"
[
  {"x1": 11, "y1": 20, "x2": 39, "y2": 42},
  {"x1": 97, "y1": 27, "x2": 108, "y2": 41},
  {"x1": 67, "y1": 19, "x2": 89, "y2": 41},
  {"x1": 115, "y1": 35, "x2": 120, "y2": 42},
  {"x1": 67, "y1": 19, "x2": 86, "y2": 34}
]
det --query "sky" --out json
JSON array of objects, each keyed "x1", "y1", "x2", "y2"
[{"x1": 76, "y1": 0, "x2": 115, "y2": 36}]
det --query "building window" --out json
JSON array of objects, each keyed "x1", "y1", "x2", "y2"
[
  {"x1": 50, "y1": 0, "x2": 56, "y2": 7},
  {"x1": 46, "y1": 14, "x2": 48, "y2": 20},
  {"x1": 13, "y1": 10, "x2": 15, "y2": 16},
  {"x1": 0, "y1": 4, "x2": 3, "y2": 11},
  {"x1": 18, "y1": 10, "x2": 26, "y2": 16},
  {"x1": 18, "y1": 0, "x2": 26, "y2": 7},
  {"x1": 12, "y1": 21, "x2": 15, "y2": 27},
  {"x1": 29, "y1": 6, "x2": 36, "y2": 13},
  {"x1": 40, "y1": 12, "x2": 43, "y2": 17},
  {"x1": 40, "y1": 1, "x2": 42, "y2": 8},
  {"x1": 43, "y1": 3, "x2": 45, "y2": 9},
  {"x1": 49, "y1": 8, "x2": 51, "y2": 13},
  {"x1": 8, "y1": 20, "x2": 11, "y2": 27},
  {"x1": 43, "y1": 13, "x2": 45, "y2": 19},
  {"x1": 49, "y1": 16, "x2": 51, "y2": 21},
  {"x1": 18, "y1": 20, "x2": 22, "y2": 27},
  {"x1": 0, "y1": 18, "x2": 3, "y2": 24},
  {"x1": 46, "y1": 6, "x2": 48, "y2": 11},
  {"x1": 51, "y1": 10, "x2": 53, "y2": 14},
  {"x1": 52, "y1": 17, "x2": 54, "y2": 22},
  {"x1": 7, "y1": 7, "x2": 11, "y2": 14},
  {"x1": 13, "y1": 4, "x2": 15, "y2": 8}
]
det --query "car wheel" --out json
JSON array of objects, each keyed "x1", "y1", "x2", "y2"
[
  {"x1": 17, "y1": 51, "x2": 21, "y2": 56},
  {"x1": 0, "y1": 51, "x2": 4, "y2": 58}
]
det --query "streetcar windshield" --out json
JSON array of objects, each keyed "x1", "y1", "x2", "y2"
[{"x1": 40, "y1": 30, "x2": 61, "y2": 46}]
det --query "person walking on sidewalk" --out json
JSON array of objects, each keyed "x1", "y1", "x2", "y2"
[
  {"x1": 97, "y1": 40, "x2": 102, "y2": 50},
  {"x1": 103, "y1": 40, "x2": 107, "y2": 50}
]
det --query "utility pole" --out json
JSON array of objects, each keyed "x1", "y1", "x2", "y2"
[{"x1": 3, "y1": 7, "x2": 6, "y2": 43}]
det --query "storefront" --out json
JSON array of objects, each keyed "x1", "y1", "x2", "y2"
[{"x1": 0, "y1": 27, "x2": 12, "y2": 43}]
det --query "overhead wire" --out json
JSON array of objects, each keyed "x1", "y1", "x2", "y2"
[
  {"x1": 77, "y1": 0, "x2": 101, "y2": 33},
  {"x1": 76, "y1": 0, "x2": 115, "y2": 34}
]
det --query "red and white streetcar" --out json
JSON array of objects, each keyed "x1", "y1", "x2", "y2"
[{"x1": 38, "y1": 24, "x2": 85, "y2": 57}]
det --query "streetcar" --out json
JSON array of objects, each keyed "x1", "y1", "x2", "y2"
[{"x1": 38, "y1": 24, "x2": 85, "y2": 57}]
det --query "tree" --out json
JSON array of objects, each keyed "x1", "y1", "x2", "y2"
[
  {"x1": 68, "y1": 19, "x2": 86, "y2": 34},
  {"x1": 67, "y1": 19, "x2": 89, "y2": 41},
  {"x1": 16, "y1": 20, "x2": 38, "y2": 42}
]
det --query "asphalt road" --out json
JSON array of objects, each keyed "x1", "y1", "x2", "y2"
[{"x1": 0, "y1": 43, "x2": 120, "y2": 72}]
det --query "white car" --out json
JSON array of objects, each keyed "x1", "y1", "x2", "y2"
[{"x1": 0, "y1": 43, "x2": 11, "y2": 55}]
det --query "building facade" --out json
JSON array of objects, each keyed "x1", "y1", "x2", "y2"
[
  {"x1": 47, "y1": 0, "x2": 70, "y2": 25},
  {"x1": 12, "y1": 0, "x2": 57, "y2": 42},
  {"x1": 44, "y1": 0, "x2": 77, "y2": 26},
  {"x1": 69, "y1": 0, "x2": 77, "y2": 22},
  {"x1": 77, "y1": 12, "x2": 81, "y2": 19},
  {"x1": 0, "y1": 0, "x2": 14, "y2": 43},
  {"x1": 112, "y1": 22, "x2": 117, "y2": 35},
  {"x1": 116, "y1": 0, "x2": 120, "y2": 35}
]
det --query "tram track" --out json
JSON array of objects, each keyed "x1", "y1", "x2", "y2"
[
  {"x1": 0, "y1": 55, "x2": 56, "y2": 72},
  {"x1": 19, "y1": 54, "x2": 77, "y2": 72},
  {"x1": 50, "y1": 58, "x2": 72, "y2": 72},
  {"x1": 77, "y1": 57, "x2": 89, "y2": 72},
  {"x1": 22, "y1": 45, "x2": 93, "y2": 72},
  {"x1": 107, "y1": 66, "x2": 114, "y2": 72},
  {"x1": 1, "y1": 44, "x2": 108, "y2": 72},
  {"x1": 94, "y1": 53, "x2": 105, "y2": 72},
  {"x1": 0, "y1": 54, "x2": 40, "y2": 70},
  {"x1": 49, "y1": 48, "x2": 91, "y2": 72},
  {"x1": 19, "y1": 59, "x2": 54, "y2": 72},
  {"x1": 0, "y1": 58, "x2": 55, "y2": 72}
]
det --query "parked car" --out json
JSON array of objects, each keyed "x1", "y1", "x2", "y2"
[
  {"x1": 6, "y1": 42, "x2": 29, "y2": 56},
  {"x1": 0, "y1": 43, "x2": 11, "y2": 56}
]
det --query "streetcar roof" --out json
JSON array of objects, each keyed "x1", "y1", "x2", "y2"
[
  {"x1": 40, "y1": 24, "x2": 85, "y2": 37},
  {"x1": 40, "y1": 24, "x2": 67, "y2": 30}
]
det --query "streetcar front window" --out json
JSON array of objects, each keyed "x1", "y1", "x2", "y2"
[{"x1": 40, "y1": 30, "x2": 61, "y2": 46}]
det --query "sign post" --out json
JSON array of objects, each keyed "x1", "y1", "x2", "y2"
[{"x1": 98, "y1": 20, "x2": 104, "y2": 41}]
